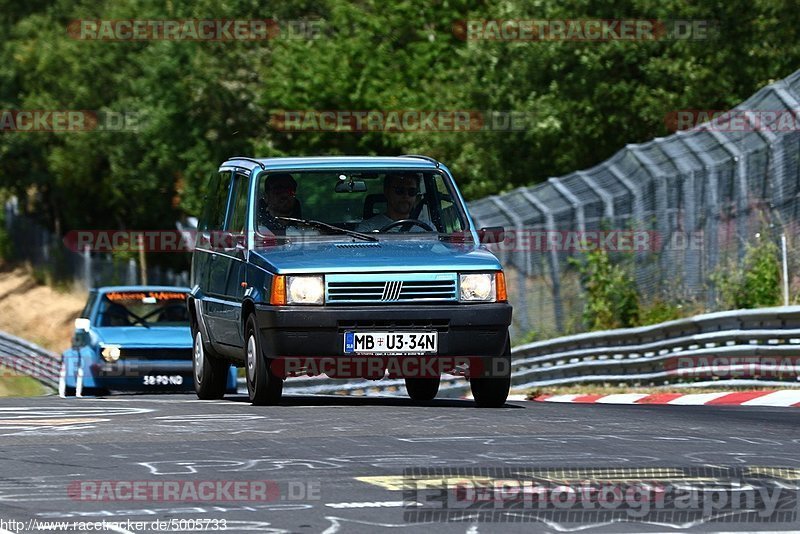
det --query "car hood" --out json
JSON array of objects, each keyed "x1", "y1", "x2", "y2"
[
  {"x1": 93, "y1": 326, "x2": 191, "y2": 348},
  {"x1": 248, "y1": 239, "x2": 502, "y2": 274}
]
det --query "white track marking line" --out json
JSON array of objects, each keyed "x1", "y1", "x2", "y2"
[
  {"x1": 741, "y1": 390, "x2": 800, "y2": 406},
  {"x1": 595, "y1": 393, "x2": 650, "y2": 404},
  {"x1": 667, "y1": 392, "x2": 731, "y2": 405}
]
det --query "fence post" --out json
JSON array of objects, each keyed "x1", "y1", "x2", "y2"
[
  {"x1": 520, "y1": 188, "x2": 564, "y2": 333},
  {"x1": 490, "y1": 195, "x2": 531, "y2": 333},
  {"x1": 706, "y1": 128, "x2": 749, "y2": 262},
  {"x1": 548, "y1": 178, "x2": 585, "y2": 233},
  {"x1": 127, "y1": 259, "x2": 137, "y2": 285},
  {"x1": 82, "y1": 246, "x2": 92, "y2": 289},
  {"x1": 577, "y1": 171, "x2": 614, "y2": 221}
]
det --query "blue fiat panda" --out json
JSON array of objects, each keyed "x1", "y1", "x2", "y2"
[{"x1": 189, "y1": 156, "x2": 512, "y2": 407}]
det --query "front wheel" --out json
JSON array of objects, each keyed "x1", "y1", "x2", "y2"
[
  {"x1": 405, "y1": 377, "x2": 440, "y2": 401},
  {"x1": 245, "y1": 315, "x2": 283, "y2": 406},
  {"x1": 193, "y1": 329, "x2": 229, "y2": 400},
  {"x1": 470, "y1": 336, "x2": 511, "y2": 408}
]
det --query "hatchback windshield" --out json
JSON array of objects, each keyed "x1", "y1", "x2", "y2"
[
  {"x1": 98, "y1": 291, "x2": 190, "y2": 327},
  {"x1": 254, "y1": 170, "x2": 468, "y2": 238}
]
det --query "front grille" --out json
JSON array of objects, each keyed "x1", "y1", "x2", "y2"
[
  {"x1": 119, "y1": 348, "x2": 192, "y2": 361},
  {"x1": 326, "y1": 273, "x2": 457, "y2": 304}
]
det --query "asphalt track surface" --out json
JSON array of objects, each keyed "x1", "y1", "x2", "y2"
[{"x1": 0, "y1": 393, "x2": 799, "y2": 534}]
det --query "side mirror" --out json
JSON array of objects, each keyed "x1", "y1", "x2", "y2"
[
  {"x1": 73, "y1": 318, "x2": 91, "y2": 347},
  {"x1": 478, "y1": 226, "x2": 505, "y2": 244}
]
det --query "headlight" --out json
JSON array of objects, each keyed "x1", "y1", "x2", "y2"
[
  {"x1": 286, "y1": 275, "x2": 324, "y2": 305},
  {"x1": 459, "y1": 273, "x2": 495, "y2": 302},
  {"x1": 101, "y1": 345, "x2": 121, "y2": 362}
]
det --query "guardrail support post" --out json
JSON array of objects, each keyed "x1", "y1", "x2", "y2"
[{"x1": 58, "y1": 361, "x2": 66, "y2": 398}]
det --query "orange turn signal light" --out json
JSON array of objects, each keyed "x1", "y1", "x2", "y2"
[
  {"x1": 270, "y1": 275, "x2": 286, "y2": 305},
  {"x1": 496, "y1": 271, "x2": 507, "y2": 302}
]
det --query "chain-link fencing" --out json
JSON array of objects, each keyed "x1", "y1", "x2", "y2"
[{"x1": 469, "y1": 69, "x2": 800, "y2": 340}]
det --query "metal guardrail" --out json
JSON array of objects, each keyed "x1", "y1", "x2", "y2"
[
  {"x1": 279, "y1": 306, "x2": 800, "y2": 396},
  {"x1": 511, "y1": 305, "x2": 800, "y2": 389},
  {"x1": 0, "y1": 331, "x2": 60, "y2": 389},
  {"x1": 6, "y1": 306, "x2": 800, "y2": 398}
]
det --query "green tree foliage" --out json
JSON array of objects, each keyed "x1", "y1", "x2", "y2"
[
  {"x1": 1, "y1": 0, "x2": 799, "y2": 243},
  {"x1": 711, "y1": 234, "x2": 782, "y2": 309},
  {"x1": 571, "y1": 249, "x2": 639, "y2": 330}
]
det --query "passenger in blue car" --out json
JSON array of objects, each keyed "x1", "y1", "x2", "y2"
[
  {"x1": 257, "y1": 172, "x2": 302, "y2": 236},
  {"x1": 101, "y1": 302, "x2": 131, "y2": 327},
  {"x1": 357, "y1": 172, "x2": 426, "y2": 233}
]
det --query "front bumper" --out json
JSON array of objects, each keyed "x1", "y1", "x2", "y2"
[
  {"x1": 62, "y1": 355, "x2": 194, "y2": 389},
  {"x1": 253, "y1": 302, "x2": 512, "y2": 360}
]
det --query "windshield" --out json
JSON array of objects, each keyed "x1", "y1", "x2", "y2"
[
  {"x1": 98, "y1": 291, "x2": 189, "y2": 327},
  {"x1": 254, "y1": 170, "x2": 469, "y2": 239}
]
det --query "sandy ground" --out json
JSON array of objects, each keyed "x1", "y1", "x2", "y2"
[{"x1": 0, "y1": 265, "x2": 87, "y2": 352}]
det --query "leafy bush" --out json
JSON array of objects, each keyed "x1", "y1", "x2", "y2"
[
  {"x1": 711, "y1": 235, "x2": 781, "y2": 309},
  {"x1": 570, "y1": 248, "x2": 639, "y2": 331},
  {"x1": 638, "y1": 299, "x2": 689, "y2": 325}
]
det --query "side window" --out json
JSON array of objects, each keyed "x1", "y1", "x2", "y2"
[
  {"x1": 200, "y1": 170, "x2": 234, "y2": 232},
  {"x1": 81, "y1": 291, "x2": 98, "y2": 319},
  {"x1": 228, "y1": 172, "x2": 250, "y2": 234}
]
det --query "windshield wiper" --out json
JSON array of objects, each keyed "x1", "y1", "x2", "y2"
[{"x1": 273, "y1": 217, "x2": 379, "y2": 242}]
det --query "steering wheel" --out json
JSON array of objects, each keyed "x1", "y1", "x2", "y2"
[{"x1": 378, "y1": 219, "x2": 434, "y2": 232}]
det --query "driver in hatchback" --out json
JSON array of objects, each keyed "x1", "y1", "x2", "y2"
[{"x1": 357, "y1": 172, "x2": 424, "y2": 232}]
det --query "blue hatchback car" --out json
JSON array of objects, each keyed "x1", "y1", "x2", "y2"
[
  {"x1": 189, "y1": 156, "x2": 512, "y2": 407},
  {"x1": 61, "y1": 285, "x2": 237, "y2": 396}
]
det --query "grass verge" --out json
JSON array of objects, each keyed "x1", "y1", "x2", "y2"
[{"x1": 0, "y1": 366, "x2": 49, "y2": 397}]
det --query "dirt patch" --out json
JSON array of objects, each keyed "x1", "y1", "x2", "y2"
[{"x1": 0, "y1": 266, "x2": 87, "y2": 352}]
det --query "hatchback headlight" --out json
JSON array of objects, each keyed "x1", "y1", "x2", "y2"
[
  {"x1": 101, "y1": 345, "x2": 121, "y2": 362},
  {"x1": 286, "y1": 275, "x2": 324, "y2": 305},
  {"x1": 459, "y1": 273, "x2": 496, "y2": 302}
]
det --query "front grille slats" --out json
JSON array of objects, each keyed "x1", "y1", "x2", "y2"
[{"x1": 326, "y1": 275, "x2": 457, "y2": 304}]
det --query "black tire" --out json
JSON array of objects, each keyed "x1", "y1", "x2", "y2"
[
  {"x1": 192, "y1": 328, "x2": 229, "y2": 400},
  {"x1": 470, "y1": 335, "x2": 511, "y2": 408},
  {"x1": 405, "y1": 377, "x2": 440, "y2": 401},
  {"x1": 244, "y1": 314, "x2": 283, "y2": 406}
]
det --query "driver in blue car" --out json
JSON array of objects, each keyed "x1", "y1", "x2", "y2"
[
  {"x1": 257, "y1": 172, "x2": 303, "y2": 236},
  {"x1": 357, "y1": 172, "x2": 427, "y2": 232}
]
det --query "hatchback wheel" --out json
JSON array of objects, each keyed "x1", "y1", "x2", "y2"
[
  {"x1": 470, "y1": 335, "x2": 511, "y2": 408},
  {"x1": 245, "y1": 315, "x2": 283, "y2": 405},
  {"x1": 193, "y1": 329, "x2": 228, "y2": 400}
]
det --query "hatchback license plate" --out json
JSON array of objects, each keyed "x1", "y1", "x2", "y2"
[{"x1": 344, "y1": 332, "x2": 438, "y2": 354}]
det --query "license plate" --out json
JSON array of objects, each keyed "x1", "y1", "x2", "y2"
[
  {"x1": 344, "y1": 332, "x2": 438, "y2": 354},
  {"x1": 143, "y1": 375, "x2": 184, "y2": 386}
]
